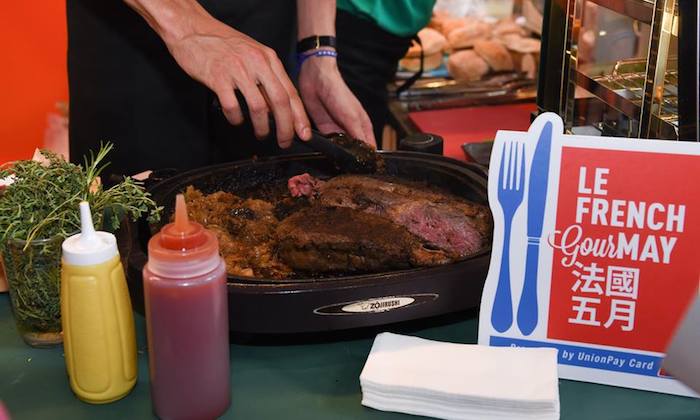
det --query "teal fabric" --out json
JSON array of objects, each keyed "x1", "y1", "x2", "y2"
[
  {"x1": 337, "y1": 0, "x2": 436, "y2": 37},
  {"x1": 1, "y1": 294, "x2": 700, "y2": 419}
]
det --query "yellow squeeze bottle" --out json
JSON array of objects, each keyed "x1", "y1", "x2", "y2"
[{"x1": 60, "y1": 201, "x2": 137, "y2": 403}]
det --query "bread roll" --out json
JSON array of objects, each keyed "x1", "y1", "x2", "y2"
[
  {"x1": 399, "y1": 52, "x2": 443, "y2": 72},
  {"x1": 493, "y1": 20, "x2": 526, "y2": 37},
  {"x1": 521, "y1": 53, "x2": 538, "y2": 79},
  {"x1": 498, "y1": 33, "x2": 523, "y2": 46},
  {"x1": 447, "y1": 50, "x2": 490, "y2": 82},
  {"x1": 506, "y1": 37, "x2": 541, "y2": 54},
  {"x1": 405, "y1": 28, "x2": 447, "y2": 58},
  {"x1": 446, "y1": 21, "x2": 493, "y2": 50},
  {"x1": 431, "y1": 10, "x2": 452, "y2": 20},
  {"x1": 428, "y1": 10, "x2": 452, "y2": 31},
  {"x1": 441, "y1": 18, "x2": 471, "y2": 38},
  {"x1": 510, "y1": 49, "x2": 538, "y2": 78},
  {"x1": 429, "y1": 14, "x2": 469, "y2": 38},
  {"x1": 473, "y1": 39, "x2": 514, "y2": 71},
  {"x1": 503, "y1": 35, "x2": 540, "y2": 77}
]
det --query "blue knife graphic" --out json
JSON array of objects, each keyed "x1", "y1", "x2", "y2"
[{"x1": 517, "y1": 121, "x2": 553, "y2": 336}]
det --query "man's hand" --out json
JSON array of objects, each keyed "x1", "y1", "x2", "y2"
[
  {"x1": 298, "y1": 55, "x2": 376, "y2": 147},
  {"x1": 296, "y1": 0, "x2": 375, "y2": 147},
  {"x1": 124, "y1": 0, "x2": 311, "y2": 147}
]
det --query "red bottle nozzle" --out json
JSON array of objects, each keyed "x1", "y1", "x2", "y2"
[
  {"x1": 174, "y1": 194, "x2": 191, "y2": 232},
  {"x1": 159, "y1": 194, "x2": 207, "y2": 251},
  {"x1": 147, "y1": 194, "x2": 220, "y2": 278}
]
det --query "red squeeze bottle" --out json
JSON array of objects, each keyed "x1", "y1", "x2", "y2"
[{"x1": 143, "y1": 194, "x2": 230, "y2": 419}]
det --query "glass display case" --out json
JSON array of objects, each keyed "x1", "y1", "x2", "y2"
[{"x1": 537, "y1": 0, "x2": 698, "y2": 141}]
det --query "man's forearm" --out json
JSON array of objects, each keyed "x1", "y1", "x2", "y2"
[
  {"x1": 123, "y1": 0, "x2": 215, "y2": 44},
  {"x1": 297, "y1": 0, "x2": 336, "y2": 40}
]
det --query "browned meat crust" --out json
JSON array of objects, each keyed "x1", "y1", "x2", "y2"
[
  {"x1": 327, "y1": 132, "x2": 384, "y2": 173},
  {"x1": 316, "y1": 176, "x2": 492, "y2": 258},
  {"x1": 276, "y1": 206, "x2": 450, "y2": 273}
]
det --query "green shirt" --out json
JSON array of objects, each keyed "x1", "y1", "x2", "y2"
[{"x1": 337, "y1": 0, "x2": 436, "y2": 37}]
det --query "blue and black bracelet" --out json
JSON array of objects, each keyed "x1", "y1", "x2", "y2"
[
  {"x1": 297, "y1": 49, "x2": 338, "y2": 68},
  {"x1": 295, "y1": 35, "x2": 338, "y2": 75}
]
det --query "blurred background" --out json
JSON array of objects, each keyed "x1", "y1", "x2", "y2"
[{"x1": 1, "y1": 2, "x2": 68, "y2": 164}]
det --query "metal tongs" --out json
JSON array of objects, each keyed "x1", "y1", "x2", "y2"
[
  {"x1": 215, "y1": 91, "x2": 378, "y2": 173},
  {"x1": 302, "y1": 130, "x2": 378, "y2": 173}
]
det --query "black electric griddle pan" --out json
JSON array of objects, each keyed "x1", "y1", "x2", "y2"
[{"x1": 119, "y1": 151, "x2": 492, "y2": 334}]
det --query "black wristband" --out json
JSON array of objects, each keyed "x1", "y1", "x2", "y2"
[{"x1": 296, "y1": 35, "x2": 337, "y2": 54}]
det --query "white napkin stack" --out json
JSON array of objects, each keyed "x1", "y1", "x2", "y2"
[{"x1": 360, "y1": 333, "x2": 560, "y2": 420}]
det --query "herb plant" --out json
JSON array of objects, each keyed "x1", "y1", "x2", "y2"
[
  {"x1": 0, "y1": 143, "x2": 161, "y2": 339},
  {"x1": 0, "y1": 143, "x2": 160, "y2": 243}
]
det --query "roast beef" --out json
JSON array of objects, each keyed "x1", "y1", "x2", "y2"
[
  {"x1": 182, "y1": 172, "x2": 491, "y2": 278},
  {"x1": 276, "y1": 206, "x2": 450, "y2": 273},
  {"x1": 287, "y1": 174, "x2": 491, "y2": 258}
]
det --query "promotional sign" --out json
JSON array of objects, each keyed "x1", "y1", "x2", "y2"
[{"x1": 478, "y1": 113, "x2": 700, "y2": 397}]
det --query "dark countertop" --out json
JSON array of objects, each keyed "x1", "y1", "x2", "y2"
[{"x1": 1, "y1": 293, "x2": 699, "y2": 419}]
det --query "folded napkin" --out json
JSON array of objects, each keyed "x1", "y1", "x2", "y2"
[{"x1": 360, "y1": 333, "x2": 560, "y2": 420}]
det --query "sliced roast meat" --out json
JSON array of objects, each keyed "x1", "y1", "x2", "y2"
[
  {"x1": 312, "y1": 175, "x2": 491, "y2": 258},
  {"x1": 276, "y1": 206, "x2": 450, "y2": 273}
]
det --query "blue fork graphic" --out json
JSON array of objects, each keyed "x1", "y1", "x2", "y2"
[{"x1": 491, "y1": 141, "x2": 525, "y2": 333}]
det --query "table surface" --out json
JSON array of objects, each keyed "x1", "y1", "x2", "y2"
[
  {"x1": 1, "y1": 293, "x2": 699, "y2": 420},
  {"x1": 408, "y1": 103, "x2": 537, "y2": 161}
]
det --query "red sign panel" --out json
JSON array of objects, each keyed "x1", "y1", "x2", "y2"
[{"x1": 547, "y1": 147, "x2": 700, "y2": 352}]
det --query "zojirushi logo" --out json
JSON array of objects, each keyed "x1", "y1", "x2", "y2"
[
  {"x1": 364, "y1": 299, "x2": 401, "y2": 310},
  {"x1": 313, "y1": 294, "x2": 439, "y2": 315},
  {"x1": 342, "y1": 297, "x2": 415, "y2": 313}
]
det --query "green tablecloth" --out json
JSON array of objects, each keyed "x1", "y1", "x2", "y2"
[{"x1": 1, "y1": 293, "x2": 699, "y2": 419}]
